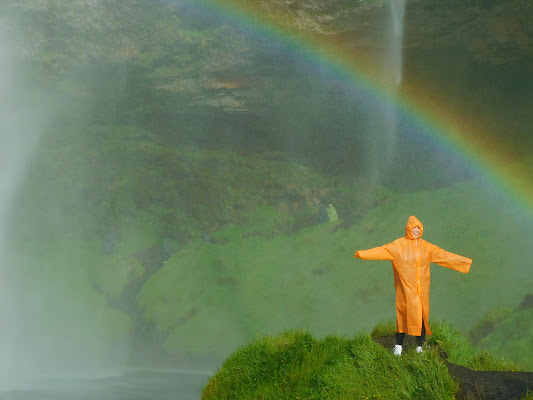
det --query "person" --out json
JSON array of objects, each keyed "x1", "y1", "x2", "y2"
[{"x1": 354, "y1": 215, "x2": 472, "y2": 355}]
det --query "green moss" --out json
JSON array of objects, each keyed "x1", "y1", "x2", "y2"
[{"x1": 202, "y1": 328, "x2": 458, "y2": 400}]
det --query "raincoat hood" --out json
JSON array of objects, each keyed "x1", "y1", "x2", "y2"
[{"x1": 405, "y1": 215, "x2": 423, "y2": 240}]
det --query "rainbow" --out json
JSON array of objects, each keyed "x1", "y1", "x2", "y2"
[{"x1": 194, "y1": 0, "x2": 533, "y2": 217}]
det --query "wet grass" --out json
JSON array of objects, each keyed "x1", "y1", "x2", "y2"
[
  {"x1": 202, "y1": 330, "x2": 458, "y2": 400},
  {"x1": 201, "y1": 321, "x2": 529, "y2": 400},
  {"x1": 204, "y1": 319, "x2": 526, "y2": 400}
]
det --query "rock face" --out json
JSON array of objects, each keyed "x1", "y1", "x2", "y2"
[
  {"x1": 6, "y1": 0, "x2": 531, "y2": 116},
  {"x1": 404, "y1": 0, "x2": 532, "y2": 66},
  {"x1": 4, "y1": 0, "x2": 528, "y2": 182},
  {"x1": 516, "y1": 294, "x2": 533, "y2": 312},
  {"x1": 240, "y1": 0, "x2": 532, "y2": 66}
]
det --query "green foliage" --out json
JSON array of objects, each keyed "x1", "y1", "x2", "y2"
[
  {"x1": 16, "y1": 125, "x2": 332, "y2": 243},
  {"x1": 137, "y1": 220, "x2": 367, "y2": 357},
  {"x1": 129, "y1": 176, "x2": 533, "y2": 363},
  {"x1": 202, "y1": 329, "x2": 457, "y2": 400},
  {"x1": 13, "y1": 141, "x2": 533, "y2": 369}
]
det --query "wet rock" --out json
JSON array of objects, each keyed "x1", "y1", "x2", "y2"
[
  {"x1": 318, "y1": 203, "x2": 329, "y2": 224},
  {"x1": 515, "y1": 294, "x2": 533, "y2": 312},
  {"x1": 373, "y1": 335, "x2": 533, "y2": 400},
  {"x1": 446, "y1": 362, "x2": 533, "y2": 400}
]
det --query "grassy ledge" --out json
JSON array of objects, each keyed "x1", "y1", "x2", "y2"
[{"x1": 202, "y1": 322, "x2": 527, "y2": 400}]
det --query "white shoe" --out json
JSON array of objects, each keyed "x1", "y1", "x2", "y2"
[
  {"x1": 416, "y1": 346, "x2": 423, "y2": 353},
  {"x1": 393, "y1": 345, "x2": 402, "y2": 356}
]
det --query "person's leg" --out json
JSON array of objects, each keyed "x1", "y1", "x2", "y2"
[
  {"x1": 416, "y1": 321, "x2": 426, "y2": 347},
  {"x1": 394, "y1": 332, "x2": 405, "y2": 355},
  {"x1": 396, "y1": 332, "x2": 406, "y2": 346}
]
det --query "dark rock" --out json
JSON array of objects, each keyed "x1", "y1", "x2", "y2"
[
  {"x1": 318, "y1": 203, "x2": 329, "y2": 224},
  {"x1": 446, "y1": 362, "x2": 533, "y2": 400},
  {"x1": 373, "y1": 335, "x2": 533, "y2": 400},
  {"x1": 516, "y1": 294, "x2": 533, "y2": 312}
]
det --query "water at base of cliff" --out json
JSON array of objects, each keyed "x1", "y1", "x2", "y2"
[{"x1": 0, "y1": 368, "x2": 210, "y2": 400}]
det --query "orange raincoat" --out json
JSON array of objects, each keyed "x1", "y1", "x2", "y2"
[{"x1": 354, "y1": 216, "x2": 472, "y2": 336}]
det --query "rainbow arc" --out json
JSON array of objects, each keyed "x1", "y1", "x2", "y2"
[{"x1": 194, "y1": 0, "x2": 533, "y2": 217}]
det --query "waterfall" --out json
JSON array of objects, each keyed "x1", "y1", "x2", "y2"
[
  {"x1": 366, "y1": 0, "x2": 407, "y2": 186},
  {"x1": 0, "y1": 24, "x2": 41, "y2": 382},
  {"x1": 389, "y1": 0, "x2": 407, "y2": 86},
  {"x1": 0, "y1": 18, "x2": 128, "y2": 385},
  {"x1": 379, "y1": 0, "x2": 407, "y2": 179}
]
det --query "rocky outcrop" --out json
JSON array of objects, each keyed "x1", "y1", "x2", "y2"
[
  {"x1": 239, "y1": 0, "x2": 532, "y2": 66},
  {"x1": 404, "y1": 0, "x2": 532, "y2": 66},
  {"x1": 374, "y1": 335, "x2": 533, "y2": 400},
  {"x1": 4, "y1": 0, "x2": 531, "y2": 120},
  {"x1": 5, "y1": 0, "x2": 531, "y2": 117},
  {"x1": 516, "y1": 294, "x2": 533, "y2": 312}
]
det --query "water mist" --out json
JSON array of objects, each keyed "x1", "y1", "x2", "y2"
[
  {"x1": 0, "y1": 19, "x2": 128, "y2": 387},
  {"x1": 389, "y1": 0, "x2": 407, "y2": 87},
  {"x1": 366, "y1": 0, "x2": 407, "y2": 185},
  {"x1": 0, "y1": 23, "x2": 41, "y2": 384}
]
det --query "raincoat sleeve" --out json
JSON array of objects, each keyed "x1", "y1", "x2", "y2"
[
  {"x1": 355, "y1": 242, "x2": 394, "y2": 260},
  {"x1": 431, "y1": 245, "x2": 472, "y2": 273}
]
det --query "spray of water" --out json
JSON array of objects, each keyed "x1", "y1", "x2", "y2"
[
  {"x1": 0, "y1": 19, "x2": 43, "y2": 383},
  {"x1": 366, "y1": 0, "x2": 407, "y2": 187},
  {"x1": 389, "y1": 0, "x2": 407, "y2": 87},
  {"x1": 0, "y1": 17, "x2": 129, "y2": 387}
]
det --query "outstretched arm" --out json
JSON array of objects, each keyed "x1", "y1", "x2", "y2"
[
  {"x1": 355, "y1": 244, "x2": 394, "y2": 260},
  {"x1": 431, "y1": 246, "x2": 472, "y2": 273}
]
